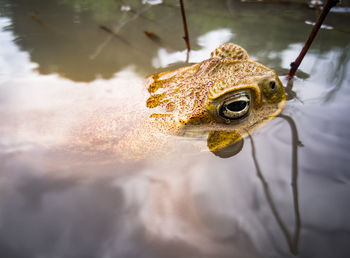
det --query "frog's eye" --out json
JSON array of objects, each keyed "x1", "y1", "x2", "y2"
[
  {"x1": 218, "y1": 92, "x2": 250, "y2": 121},
  {"x1": 269, "y1": 80, "x2": 276, "y2": 89}
]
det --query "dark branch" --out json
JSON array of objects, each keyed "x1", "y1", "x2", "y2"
[
  {"x1": 287, "y1": 0, "x2": 339, "y2": 82},
  {"x1": 179, "y1": 0, "x2": 191, "y2": 62}
]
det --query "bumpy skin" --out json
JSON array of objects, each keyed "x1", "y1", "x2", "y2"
[{"x1": 145, "y1": 43, "x2": 286, "y2": 155}]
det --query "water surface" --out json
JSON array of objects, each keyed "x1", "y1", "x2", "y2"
[{"x1": 0, "y1": 0, "x2": 350, "y2": 257}]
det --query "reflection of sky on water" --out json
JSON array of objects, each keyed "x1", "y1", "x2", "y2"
[
  {"x1": 0, "y1": 0, "x2": 350, "y2": 257},
  {"x1": 0, "y1": 17, "x2": 146, "y2": 154},
  {"x1": 152, "y1": 28, "x2": 233, "y2": 67},
  {"x1": 279, "y1": 43, "x2": 350, "y2": 102},
  {"x1": 0, "y1": 18, "x2": 37, "y2": 84}
]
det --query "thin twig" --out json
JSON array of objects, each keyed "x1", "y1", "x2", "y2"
[
  {"x1": 287, "y1": 0, "x2": 339, "y2": 82},
  {"x1": 179, "y1": 0, "x2": 191, "y2": 62}
]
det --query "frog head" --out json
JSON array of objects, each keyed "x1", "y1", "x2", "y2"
[{"x1": 146, "y1": 43, "x2": 286, "y2": 157}]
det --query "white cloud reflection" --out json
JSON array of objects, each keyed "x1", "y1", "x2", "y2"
[
  {"x1": 0, "y1": 18, "x2": 38, "y2": 84},
  {"x1": 152, "y1": 28, "x2": 233, "y2": 68}
]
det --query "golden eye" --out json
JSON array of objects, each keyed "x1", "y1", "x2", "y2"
[{"x1": 218, "y1": 92, "x2": 250, "y2": 121}]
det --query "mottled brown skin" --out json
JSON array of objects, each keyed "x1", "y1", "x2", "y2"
[{"x1": 145, "y1": 43, "x2": 286, "y2": 157}]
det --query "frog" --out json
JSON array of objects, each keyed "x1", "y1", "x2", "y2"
[
  {"x1": 59, "y1": 43, "x2": 285, "y2": 160},
  {"x1": 144, "y1": 43, "x2": 286, "y2": 158}
]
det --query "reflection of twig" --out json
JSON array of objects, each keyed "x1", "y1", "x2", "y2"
[
  {"x1": 278, "y1": 114, "x2": 302, "y2": 254},
  {"x1": 90, "y1": 4, "x2": 150, "y2": 60},
  {"x1": 248, "y1": 115, "x2": 302, "y2": 255},
  {"x1": 90, "y1": 35, "x2": 113, "y2": 60},
  {"x1": 179, "y1": 0, "x2": 191, "y2": 62},
  {"x1": 287, "y1": 0, "x2": 339, "y2": 82},
  {"x1": 99, "y1": 25, "x2": 130, "y2": 45}
]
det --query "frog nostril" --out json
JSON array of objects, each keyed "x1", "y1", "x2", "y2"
[{"x1": 269, "y1": 81, "x2": 276, "y2": 89}]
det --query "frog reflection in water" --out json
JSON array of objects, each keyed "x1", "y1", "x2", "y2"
[{"x1": 144, "y1": 43, "x2": 286, "y2": 158}]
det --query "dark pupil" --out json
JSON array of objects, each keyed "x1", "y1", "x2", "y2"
[{"x1": 227, "y1": 101, "x2": 247, "y2": 112}]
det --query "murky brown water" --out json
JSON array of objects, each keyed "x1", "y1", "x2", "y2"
[{"x1": 0, "y1": 0, "x2": 350, "y2": 257}]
